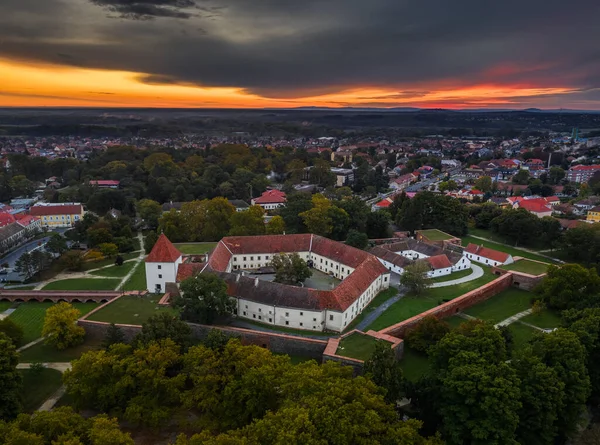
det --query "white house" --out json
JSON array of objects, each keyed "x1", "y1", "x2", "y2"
[
  {"x1": 251, "y1": 190, "x2": 287, "y2": 210},
  {"x1": 464, "y1": 243, "x2": 513, "y2": 267},
  {"x1": 145, "y1": 234, "x2": 183, "y2": 293}
]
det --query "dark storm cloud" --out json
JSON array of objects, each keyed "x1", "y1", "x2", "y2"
[
  {"x1": 1, "y1": 0, "x2": 600, "y2": 105},
  {"x1": 89, "y1": 0, "x2": 198, "y2": 19}
]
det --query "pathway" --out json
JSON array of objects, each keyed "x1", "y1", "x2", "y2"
[
  {"x1": 430, "y1": 265, "x2": 484, "y2": 288},
  {"x1": 355, "y1": 289, "x2": 404, "y2": 331},
  {"x1": 16, "y1": 337, "x2": 45, "y2": 352},
  {"x1": 17, "y1": 362, "x2": 71, "y2": 372},
  {"x1": 468, "y1": 235, "x2": 563, "y2": 263},
  {"x1": 115, "y1": 233, "x2": 145, "y2": 291},
  {"x1": 17, "y1": 362, "x2": 72, "y2": 412},
  {"x1": 495, "y1": 309, "x2": 533, "y2": 328}
]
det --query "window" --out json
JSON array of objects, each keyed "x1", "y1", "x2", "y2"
[
  {"x1": 233, "y1": 257, "x2": 237, "y2": 262},
  {"x1": 158, "y1": 265, "x2": 162, "y2": 270},
  {"x1": 243, "y1": 311, "x2": 246, "y2": 316},
  {"x1": 313, "y1": 318, "x2": 317, "y2": 322},
  {"x1": 300, "y1": 322, "x2": 303, "y2": 327},
  {"x1": 384, "y1": 277, "x2": 388, "y2": 282},
  {"x1": 285, "y1": 312, "x2": 289, "y2": 317},
  {"x1": 329, "y1": 315, "x2": 333, "y2": 321},
  {"x1": 158, "y1": 274, "x2": 162, "y2": 279},
  {"x1": 244, "y1": 256, "x2": 247, "y2": 261},
  {"x1": 285, "y1": 321, "x2": 289, "y2": 325},
  {"x1": 245, "y1": 305, "x2": 248, "y2": 309},
  {"x1": 253, "y1": 314, "x2": 256, "y2": 319},
  {"x1": 258, "y1": 256, "x2": 261, "y2": 260},
  {"x1": 300, "y1": 312, "x2": 303, "y2": 316},
  {"x1": 258, "y1": 316, "x2": 262, "y2": 320},
  {"x1": 269, "y1": 310, "x2": 272, "y2": 314},
  {"x1": 258, "y1": 308, "x2": 261, "y2": 312},
  {"x1": 269, "y1": 318, "x2": 272, "y2": 322},
  {"x1": 250, "y1": 256, "x2": 254, "y2": 260}
]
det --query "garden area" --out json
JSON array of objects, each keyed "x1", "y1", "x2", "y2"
[
  {"x1": 43, "y1": 278, "x2": 121, "y2": 291},
  {"x1": 86, "y1": 294, "x2": 177, "y2": 325},
  {"x1": 174, "y1": 242, "x2": 217, "y2": 255},
  {"x1": 419, "y1": 229, "x2": 455, "y2": 241},
  {"x1": 501, "y1": 259, "x2": 549, "y2": 276},
  {"x1": 19, "y1": 367, "x2": 63, "y2": 412},
  {"x1": 463, "y1": 288, "x2": 533, "y2": 325},
  {"x1": 335, "y1": 332, "x2": 391, "y2": 361},
  {"x1": 367, "y1": 269, "x2": 497, "y2": 331}
]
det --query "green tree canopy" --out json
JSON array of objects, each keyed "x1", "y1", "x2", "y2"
[{"x1": 176, "y1": 274, "x2": 235, "y2": 325}]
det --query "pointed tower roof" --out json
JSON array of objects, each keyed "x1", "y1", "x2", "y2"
[{"x1": 146, "y1": 234, "x2": 182, "y2": 263}]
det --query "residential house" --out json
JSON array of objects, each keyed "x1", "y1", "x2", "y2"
[
  {"x1": 251, "y1": 190, "x2": 287, "y2": 210},
  {"x1": 566, "y1": 165, "x2": 600, "y2": 183},
  {"x1": 89, "y1": 180, "x2": 120, "y2": 189},
  {"x1": 587, "y1": 206, "x2": 600, "y2": 222},
  {"x1": 507, "y1": 196, "x2": 555, "y2": 218},
  {"x1": 330, "y1": 168, "x2": 355, "y2": 187},
  {"x1": 228, "y1": 200, "x2": 250, "y2": 212},
  {"x1": 145, "y1": 233, "x2": 183, "y2": 293},
  {"x1": 464, "y1": 244, "x2": 514, "y2": 266},
  {"x1": 0, "y1": 223, "x2": 26, "y2": 254},
  {"x1": 389, "y1": 173, "x2": 416, "y2": 191},
  {"x1": 15, "y1": 214, "x2": 41, "y2": 236},
  {"x1": 30, "y1": 202, "x2": 84, "y2": 228}
]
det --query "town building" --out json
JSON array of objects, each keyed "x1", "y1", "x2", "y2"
[
  {"x1": 464, "y1": 244, "x2": 514, "y2": 266},
  {"x1": 88, "y1": 180, "x2": 120, "y2": 189},
  {"x1": 145, "y1": 234, "x2": 183, "y2": 294},
  {"x1": 389, "y1": 173, "x2": 417, "y2": 191},
  {"x1": 330, "y1": 168, "x2": 355, "y2": 187},
  {"x1": 251, "y1": 190, "x2": 287, "y2": 210},
  {"x1": 566, "y1": 165, "x2": 600, "y2": 183},
  {"x1": 29, "y1": 202, "x2": 84, "y2": 228},
  {"x1": 587, "y1": 206, "x2": 600, "y2": 222},
  {"x1": 507, "y1": 196, "x2": 559, "y2": 218}
]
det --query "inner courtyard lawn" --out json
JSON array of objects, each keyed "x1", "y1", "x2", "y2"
[
  {"x1": 89, "y1": 261, "x2": 136, "y2": 277},
  {"x1": 19, "y1": 368, "x2": 63, "y2": 412},
  {"x1": 463, "y1": 288, "x2": 534, "y2": 325},
  {"x1": 508, "y1": 322, "x2": 541, "y2": 353},
  {"x1": 43, "y1": 278, "x2": 121, "y2": 291},
  {"x1": 336, "y1": 332, "x2": 391, "y2": 361},
  {"x1": 8, "y1": 302, "x2": 99, "y2": 345},
  {"x1": 501, "y1": 260, "x2": 549, "y2": 276},
  {"x1": 367, "y1": 269, "x2": 497, "y2": 331},
  {"x1": 419, "y1": 229, "x2": 454, "y2": 241},
  {"x1": 521, "y1": 309, "x2": 563, "y2": 329},
  {"x1": 174, "y1": 242, "x2": 217, "y2": 254},
  {"x1": 86, "y1": 294, "x2": 177, "y2": 325}
]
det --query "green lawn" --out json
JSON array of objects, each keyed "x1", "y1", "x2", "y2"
[
  {"x1": 521, "y1": 309, "x2": 563, "y2": 329},
  {"x1": 463, "y1": 288, "x2": 534, "y2": 325},
  {"x1": 418, "y1": 229, "x2": 454, "y2": 241},
  {"x1": 367, "y1": 269, "x2": 497, "y2": 331},
  {"x1": 43, "y1": 278, "x2": 121, "y2": 291},
  {"x1": 430, "y1": 268, "x2": 473, "y2": 283},
  {"x1": 345, "y1": 287, "x2": 398, "y2": 331},
  {"x1": 445, "y1": 315, "x2": 469, "y2": 329},
  {"x1": 236, "y1": 319, "x2": 337, "y2": 337},
  {"x1": 174, "y1": 243, "x2": 217, "y2": 254},
  {"x1": 400, "y1": 347, "x2": 432, "y2": 382},
  {"x1": 7, "y1": 285, "x2": 36, "y2": 291},
  {"x1": 0, "y1": 301, "x2": 13, "y2": 312},
  {"x1": 9, "y1": 302, "x2": 99, "y2": 345},
  {"x1": 508, "y1": 322, "x2": 540, "y2": 353},
  {"x1": 81, "y1": 252, "x2": 140, "y2": 271},
  {"x1": 19, "y1": 336, "x2": 103, "y2": 363},
  {"x1": 89, "y1": 261, "x2": 136, "y2": 278},
  {"x1": 19, "y1": 368, "x2": 63, "y2": 412},
  {"x1": 461, "y1": 235, "x2": 558, "y2": 264},
  {"x1": 121, "y1": 261, "x2": 147, "y2": 291},
  {"x1": 501, "y1": 260, "x2": 549, "y2": 276},
  {"x1": 336, "y1": 332, "x2": 391, "y2": 361},
  {"x1": 86, "y1": 294, "x2": 177, "y2": 325}
]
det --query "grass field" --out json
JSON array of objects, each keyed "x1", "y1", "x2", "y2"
[
  {"x1": 418, "y1": 229, "x2": 454, "y2": 241},
  {"x1": 43, "y1": 278, "x2": 121, "y2": 291},
  {"x1": 501, "y1": 260, "x2": 549, "y2": 276},
  {"x1": 445, "y1": 315, "x2": 468, "y2": 329},
  {"x1": 400, "y1": 346, "x2": 432, "y2": 382},
  {"x1": 19, "y1": 368, "x2": 63, "y2": 412},
  {"x1": 9, "y1": 302, "x2": 99, "y2": 345},
  {"x1": 174, "y1": 243, "x2": 217, "y2": 254},
  {"x1": 122, "y1": 262, "x2": 147, "y2": 291},
  {"x1": 521, "y1": 309, "x2": 563, "y2": 329},
  {"x1": 345, "y1": 287, "x2": 398, "y2": 331},
  {"x1": 86, "y1": 294, "x2": 177, "y2": 325},
  {"x1": 236, "y1": 319, "x2": 337, "y2": 337},
  {"x1": 19, "y1": 336, "x2": 103, "y2": 363},
  {"x1": 82, "y1": 252, "x2": 140, "y2": 271},
  {"x1": 336, "y1": 332, "x2": 391, "y2": 361},
  {"x1": 0, "y1": 301, "x2": 13, "y2": 312},
  {"x1": 367, "y1": 269, "x2": 497, "y2": 331},
  {"x1": 461, "y1": 235, "x2": 558, "y2": 264},
  {"x1": 430, "y1": 268, "x2": 473, "y2": 283},
  {"x1": 463, "y1": 288, "x2": 534, "y2": 325},
  {"x1": 508, "y1": 322, "x2": 540, "y2": 353},
  {"x1": 89, "y1": 261, "x2": 136, "y2": 278}
]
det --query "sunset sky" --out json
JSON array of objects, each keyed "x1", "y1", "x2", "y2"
[{"x1": 1, "y1": 0, "x2": 600, "y2": 109}]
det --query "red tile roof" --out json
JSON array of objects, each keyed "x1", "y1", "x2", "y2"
[
  {"x1": 571, "y1": 165, "x2": 600, "y2": 171},
  {"x1": 15, "y1": 215, "x2": 40, "y2": 227},
  {"x1": 176, "y1": 262, "x2": 205, "y2": 281},
  {"x1": 517, "y1": 199, "x2": 552, "y2": 214},
  {"x1": 375, "y1": 198, "x2": 393, "y2": 208},
  {"x1": 0, "y1": 212, "x2": 16, "y2": 228},
  {"x1": 427, "y1": 254, "x2": 453, "y2": 270},
  {"x1": 465, "y1": 243, "x2": 511, "y2": 263},
  {"x1": 252, "y1": 190, "x2": 287, "y2": 204},
  {"x1": 89, "y1": 180, "x2": 120, "y2": 186},
  {"x1": 146, "y1": 234, "x2": 182, "y2": 263},
  {"x1": 30, "y1": 204, "x2": 83, "y2": 216}
]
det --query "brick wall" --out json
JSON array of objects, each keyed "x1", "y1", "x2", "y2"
[{"x1": 379, "y1": 273, "x2": 513, "y2": 338}]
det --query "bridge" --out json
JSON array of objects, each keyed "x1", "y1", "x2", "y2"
[{"x1": 0, "y1": 289, "x2": 142, "y2": 303}]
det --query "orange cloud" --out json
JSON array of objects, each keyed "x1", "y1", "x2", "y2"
[{"x1": 0, "y1": 58, "x2": 579, "y2": 109}]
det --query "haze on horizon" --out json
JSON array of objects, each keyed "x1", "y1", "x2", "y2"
[{"x1": 1, "y1": 0, "x2": 599, "y2": 110}]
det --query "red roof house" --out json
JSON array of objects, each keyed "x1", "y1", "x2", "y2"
[
  {"x1": 251, "y1": 190, "x2": 287, "y2": 208},
  {"x1": 146, "y1": 234, "x2": 182, "y2": 263},
  {"x1": 465, "y1": 243, "x2": 512, "y2": 265}
]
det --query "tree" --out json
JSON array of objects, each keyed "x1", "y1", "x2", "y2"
[
  {"x1": 203, "y1": 197, "x2": 235, "y2": 241},
  {"x1": 536, "y1": 264, "x2": 600, "y2": 310},
  {"x1": 266, "y1": 215, "x2": 285, "y2": 234},
  {"x1": 400, "y1": 260, "x2": 432, "y2": 296},
  {"x1": 438, "y1": 180, "x2": 458, "y2": 193},
  {"x1": 512, "y1": 169, "x2": 530, "y2": 185},
  {"x1": 89, "y1": 415, "x2": 135, "y2": 445},
  {"x1": 473, "y1": 203, "x2": 503, "y2": 229},
  {"x1": 490, "y1": 208, "x2": 541, "y2": 246},
  {"x1": 62, "y1": 250, "x2": 85, "y2": 271},
  {"x1": 405, "y1": 316, "x2": 451, "y2": 353},
  {"x1": 115, "y1": 255, "x2": 124, "y2": 266},
  {"x1": 176, "y1": 274, "x2": 235, "y2": 324},
  {"x1": 345, "y1": 230, "x2": 369, "y2": 249},
  {"x1": 46, "y1": 233, "x2": 68, "y2": 256},
  {"x1": 0, "y1": 319, "x2": 24, "y2": 346},
  {"x1": 539, "y1": 216, "x2": 562, "y2": 249},
  {"x1": 42, "y1": 302, "x2": 85, "y2": 350},
  {"x1": 396, "y1": 192, "x2": 468, "y2": 236},
  {"x1": 136, "y1": 199, "x2": 162, "y2": 229},
  {"x1": 279, "y1": 193, "x2": 312, "y2": 233},
  {"x1": 286, "y1": 159, "x2": 307, "y2": 184},
  {"x1": 87, "y1": 227, "x2": 113, "y2": 247},
  {"x1": 0, "y1": 332, "x2": 21, "y2": 420},
  {"x1": 102, "y1": 323, "x2": 125, "y2": 349},
  {"x1": 565, "y1": 308, "x2": 600, "y2": 400},
  {"x1": 99, "y1": 242, "x2": 119, "y2": 258},
  {"x1": 135, "y1": 312, "x2": 192, "y2": 350},
  {"x1": 364, "y1": 342, "x2": 404, "y2": 404},
  {"x1": 299, "y1": 194, "x2": 334, "y2": 237},
  {"x1": 15, "y1": 251, "x2": 35, "y2": 279},
  {"x1": 309, "y1": 159, "x2": 336, "y2": 188},
  {"x1": 366, "y1": 210, "x2": 391, "y2": 239},
  {"x1": 270, "y1": 253, "x2": 312, "y2": 285},
  {"x1": 474, "y1": 176, "x2": 493, "y2": 193},
  {"x1": 229, "y1": 205, "x2": 265, "y2": 236},
  {"x1": 144, "y1": 231, "x2": 159, "y2": 254},
  {"x1": 548, "y1": 167, "x2": 566, "y2": 185}
]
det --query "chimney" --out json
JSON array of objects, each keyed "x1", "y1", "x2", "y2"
[
  {"x1": 236, "y1": 273, "x2": 241, "y2": 282},
  {"x1": 254, "y1": 278, "x2": 259, "y2": 287}
]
